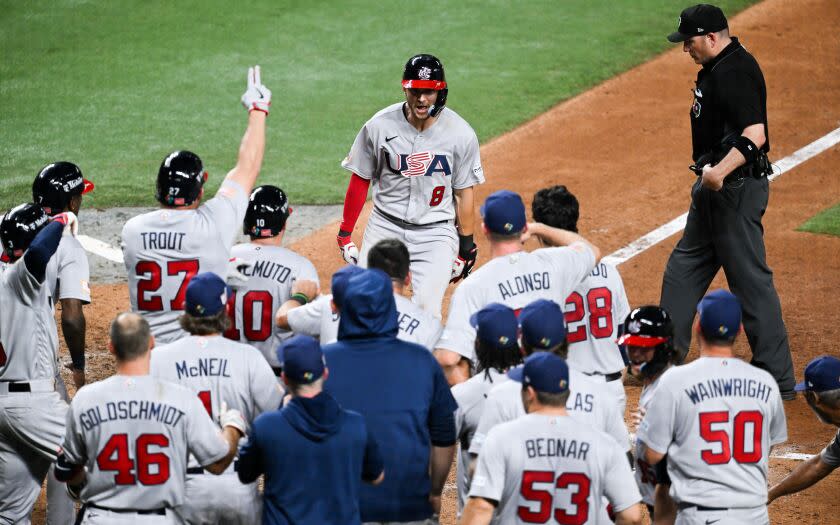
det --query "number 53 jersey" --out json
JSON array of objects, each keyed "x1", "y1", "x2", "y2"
[
  {"x1": 61, "y1": 375, "x2": 230, "y2": 510},
  {"x1": 637, "y1": 357, "x2": 788, "y2": 508}
]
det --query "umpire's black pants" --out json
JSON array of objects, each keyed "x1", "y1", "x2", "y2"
[{"x1": 660, "y1": 175, "x2": 795, "y2": 393}]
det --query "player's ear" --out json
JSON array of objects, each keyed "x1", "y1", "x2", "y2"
[
  {"x1": 481, "y1": 222, "x2": 489, "y2": 236},
  {"x1": 281, "y1": 372, "x2": 290, "y2": 387},
  {"x1": 330, "y1": 300, "x2": 339, "y2": 315},
  {"x1": 404, "y1": 271, "x2": 412, "y2": 288},
  {"x1": 107, "y1": 341, "x2": 115, "y2": 356},
  {"x1": 148, "y1": 335, "x2": 156, "y2": 350},
  {"x1": 322, "y1": 368, "x2": 329, "y2": 382}
]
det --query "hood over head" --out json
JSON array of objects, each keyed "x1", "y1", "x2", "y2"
[
  {"x1": 282, "y1": 391, "x2": 343, "y2": 441},
  {"x1": 337, "y1": 268, "x2": 399, "y2": 340}
]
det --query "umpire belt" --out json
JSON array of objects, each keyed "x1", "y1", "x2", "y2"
[
  {"x1": 86, "y1": 504, "x2": 167, "y2": 516},
  {"x1": 374, "y1": 207, "x2": 452, "y2": 229},
  {"x1": 0, "y1": 379, "x2": 55, "y2": 394}
]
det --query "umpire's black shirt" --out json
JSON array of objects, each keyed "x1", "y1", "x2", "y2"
[{"x1": 689, "y1": 37, "x2": 769, "y2": 162}]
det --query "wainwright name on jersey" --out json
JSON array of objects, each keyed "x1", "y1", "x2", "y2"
[{"x1": 121, "y1": 180, "x2": 247, "y2": 344}]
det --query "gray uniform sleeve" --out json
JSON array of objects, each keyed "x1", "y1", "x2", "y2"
[
  {"x1": 287, "y1": 295, "x2": 329, "y2": 337},
  {"x1": 341, "y1": 123, "x2": 376, "y2": 180},
  {"x1": 605, "y1": 401, "x2": 632, "y2": 451},
  {"x1": 250, "y1": 353, "x2": 284, "y2": 417},
  {"x1": 769, "y1": 389, "x2": 788, "y2": 446},
  {"x1": 452, "y1": 131, "x2": 484, "y2": 190},
  {"x1": 61, "y1": 403, "x2": 86, "y2": 465},
  {"x1": 469, "y1": 390, "x2": 509, "y2": 456},
  {"x1": 603, "y1": 439, "x2": 642, "y2": 512},
  {"x1": 8, "y1": 258, "x2": 42, "y2": 306},
  {"x1": 636, "y1": 381, "x2": 676, "y2": 455},
  {"x1": 203, "y1": 179, "x2": 249, "y2": 250},
  {"x1": 613, "y1": 269, "x2": 630, "y2": 328},
  {"x1": 55, "y1": 238, "x2": 91, "y2": 303},
  {"x1": 436, "y1": 283, "x2": 477, "y2": 360},
  {"x1": 423, "y1": 317, "x2": 444, "y2": 351},
  {"x1": 468, "y1": 425, "x2": 507, "y2": 502},
  {"x1": 185, "y1": 396, "x2": 229, "y2": 467},
  {"x1": 539, "y1": 243, "x2": 597, "y2": 300},
  {"x1": 820, "y1": 429, "x2": 840, "y2": 468}
]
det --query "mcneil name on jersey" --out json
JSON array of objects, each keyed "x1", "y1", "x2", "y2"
[{"x1": 684, "y1": 377, "x2": 775, "y2": 405}]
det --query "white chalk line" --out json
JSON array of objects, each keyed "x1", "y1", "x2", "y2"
[
  {"x1": 77, "y1": 235, "x2": 123, "y2": 264},
  {"x1": 601, "y1": 126, "x2": 840, "y2": 266}
]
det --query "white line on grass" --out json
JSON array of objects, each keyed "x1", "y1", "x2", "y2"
[
  {"x1": 77, "y1": 235, "x2": 123, "y2": 264},
  {"x1": 601, "y1": 126, "x2": 840, "y2": 266},
  {"x1": 771, "y1": 452, "x2": 816, "y2": 461}
]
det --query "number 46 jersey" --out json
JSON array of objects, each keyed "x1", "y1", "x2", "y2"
[{"x1": 637, "y1": 357, "x2": 787, "y2": 509}]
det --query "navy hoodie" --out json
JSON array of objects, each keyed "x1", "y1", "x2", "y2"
[
  {"x1": 324, "y1": 269, "x2": 458, "y2": 522},
  {"x1": 238, "y1": 392, "x2": 383, "y2": 525}
]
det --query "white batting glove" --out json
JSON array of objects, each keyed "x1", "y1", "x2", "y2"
[
  {"x1": 336, "y1": 233, "x2": 359, "y2": 265},
  {"x1": 226, "y1": 257, "x2": 253, "y2": 286},
  {"x1": 241, "y1": 65, "x2": 272, "y2": 114},
  {"x1": 51, "y1": 211, "x2": 78, "y2": 237},
  {"x1": 219, "y1": 401, "x2": 247, "y2": 435}
]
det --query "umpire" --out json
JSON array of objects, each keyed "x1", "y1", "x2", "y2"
[{"x1": 660, "y1": 4, "x2": 795, "y2": 398}]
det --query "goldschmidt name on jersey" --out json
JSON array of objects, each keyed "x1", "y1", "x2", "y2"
[
  {"x1": 684, "y1": 377, "x2": 775, "y2": 404},
  {"x1": 79, "y1": 400, "x2": 186, "y2": 431}
]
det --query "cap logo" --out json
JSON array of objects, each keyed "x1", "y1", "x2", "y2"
[
  {"x1": 628, "y1": 320, "x2": 641, "y2": 334},
  {"x1": 504, "y1": 222, "x2": 514, "y2": 232},
  {"x1": 498, "y1": 335, "x2": 509, "y2": 345},
  {"x1": 539, "y1": 337, "x2": 551, "y2": 347},
  {"x1": 195, "y1": 304, "x2": 205, "y2": 314},
  {"x1": 303, "y1": 371, "x2": 314, "y2": 381},
  {"x1": 697, "y1": 27, "x2": 704, "y2": 32},
  {"x1": 718, "y1": 325, "x2": 728, "y2": 335},
  {"x1": 418, "y1": 66, "x2": 431, "y2": 80},
  {"x1": 559, "y1": 379, "x2": 567, "y2": 389}
]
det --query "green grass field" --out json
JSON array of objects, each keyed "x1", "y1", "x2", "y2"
[
  {"x1": 798, "y1": 202, "x2": 840, "y2": 238},
  {"x1": 1, "y1": 0, "x2": 755, "y2": 209}
]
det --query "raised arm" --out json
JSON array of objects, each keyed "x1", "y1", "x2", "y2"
[{"x1": 223, "y1": 66, "x2": 271, "y2": 195}]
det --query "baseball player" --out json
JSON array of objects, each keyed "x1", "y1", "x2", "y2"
[
  {"x1": 121, "y1": 65, "x2": 272, "y2": 344},
  {"x1": 436, "y1": 189, "x2": 600, "y2": 384},
  {"x1": 532, "y1": 185, "x2": 630, "y2": 416},
  {"x1": 638, "y1": 290, "x2": 788, "y2": 525},
  {"x1": 278, "y1": 239, "x2": 443, "y2": 349},
  {"x1": 452, "y1": 303, "x2": 522, "y2": 517},
  {"x1": 618, "y1": 306, "x2": 678, "y2": 521},
  {"x1": 337, "y1": 53, "x2": 484, "y2": 318},
  {"x1": 150, "y1": 273, "x2": 283, "y2": 524},
  {"x1": 225, "y1": 185, "x2": 319, "y2": 370},
  {"x1": 462, "y1": 352, "x2": 643, "y2": 525},
  {"x1": 0, "y1": 204, "x2": 77, "y2": 524},
  {"x1": 55, "y1": 312, "x2": 247, "y2": 524}
]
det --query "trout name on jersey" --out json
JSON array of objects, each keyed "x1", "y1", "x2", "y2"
[
  {"x1": 80, "y1": 401, "x2": 185, "y2": 431},
  {"x1": 175, "y1": 358, "x2": 231, "y2": 380},
  {"x1": 498, "y1": 272, "x2": 551, "y2": 300},
  {"x1": 141, "y1": 231, "x2": 186, "y2": 250},
  {"x1": 386, "y1": 151, "x2": 452, "y2": 177},
  {"x1": 685, "y1": 377, "x2": 775, "y2": 404},
  {"x1": 525, "y1": 437, "x2": 591, "y2": 460}
]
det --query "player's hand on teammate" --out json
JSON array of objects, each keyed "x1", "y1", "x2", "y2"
[
  {"x1": 630, "y1": 406, "x2": 646, "y2": 433},
  {"x1": 226, "y1": 257, "x2": 253, "y2": 286},
  {"x1": 291, "y1": 279, "x2": 319, "y2": 304},
  {"x1": 336, "y1": 231, "x2": 360, "y2": 265},
  {"x1": 51, "y1": 211, "x2": 78, "y2": 236},
  {"x1": 219, "y1": 401, "x2": 247, "y2": 436},
  {"x1": 241, "y1": 65, "x2": 272, "y2": 115}
]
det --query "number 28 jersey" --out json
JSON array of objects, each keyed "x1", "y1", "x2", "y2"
[
  {"x1": 121, "y1": 180, "x2": 248, "y2": 344},
  {"x1": 62, "y1": 375, "x2": 229, "y2": 510},
  {"x1": 341, "y1": 102, "x2": 484, "y2": 225},
  {"x1": 637, "y1": 357, "x2": 787, "y2": 508}
]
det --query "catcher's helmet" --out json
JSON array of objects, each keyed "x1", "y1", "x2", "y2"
[
  {"x1": 243, "y1": 185, "x2": 291, "y2": 239},
  {"x1": 32, "y1": 161, "x2": 94, "y2": 215},
  {"x1": 1, "y1": 203, "x2": 50, "y2": 261},
  {"x1": 402, "y1": 54, "x2": 448, "y2": 117},
  {"x1": 155, "y1": 151, "x2": 207, "y2": 207},
  {"x1": 618, "y1": 305, "x2": 675, "y2": 379}
]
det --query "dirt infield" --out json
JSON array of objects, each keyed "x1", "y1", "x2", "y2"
[{"x1": 45, "y1": 0, "x2": 839, "y2": 522}]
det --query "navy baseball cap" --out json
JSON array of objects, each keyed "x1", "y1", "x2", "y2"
[
  {"x1": 480, "y1": 190, "x2": 527, "y2": 235},
  {"x1": 520, "y1": 299, "x2": 567, "y2": 349},
  {"x1": 668, "y1": 4, "x2": 728, "y2": 43},
  {"x1": 795, "y1": 356, "x2": 840, "y2": 393},
  {"x1": 277, "y1": 335, "x2": 325, "y2": 384},
  {"x1": 185, "y1": 273, "x2": 227, "y2": 317},
  {"x1": 697, "y1": 289, "x2": 741, "y2": 341},
  {"x1": 508, "y1": 352, "x2": 570, "y2": 394},
  {"x1": 331, "y1": 264, "x2": 365, "y2": 308},
  {"x1": 470, "y1": 303, "x2": 518, "y2": 348}
]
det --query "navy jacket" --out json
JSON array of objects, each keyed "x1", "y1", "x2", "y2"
[
  {"x1": 238, "y1": 392, "x2": 383, "y2": 525},
  {"x1": 323, "y1": 269, "x2": 458, "y2": 522}
]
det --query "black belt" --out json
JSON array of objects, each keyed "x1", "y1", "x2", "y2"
[
  {"x1": 584, "y1": 371, "x2": 623, "y2": 382},
  {"x1": 679, "y1": 503, "x2": 729, "y2": 512},
  {"x1": 6, "y1": 382, "x2": 31, "y2": 392},
  {"x1": 187, "y1": 461, "x2": 239, "y2": 475},
  {"x1": 87, "y1": 504, "x2": 166, "y2": 516},
  {"x1": 374, "y1": 207, "x2": 450, "y2": 228},
  {"x1": 271, "y1": 366, "x2": 283, "y2": 377}
]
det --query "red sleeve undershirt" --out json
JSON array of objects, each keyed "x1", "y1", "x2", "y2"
[{"x1": 339, "y1": 173, "x2": 370, "y2": 233}]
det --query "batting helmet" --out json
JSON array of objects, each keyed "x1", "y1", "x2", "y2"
[
  {"x1": 617, "y1": 306, "x2": 675, "y2": 379},
  {"x1": 402, "y1": 54, "x2": 448, "y2": 117},
  {"x1": 32, "y1": 162, "x2": 94, "y2": 216},
  {"x1": 243, "y1": 185, "x2": 291, "y2": 239},
  {"x1": 1, "y1": 203, "x2": 50, "y2": 261},
  {"x1": 155, "y1": 150, "x2": 207, "y2": 207}
]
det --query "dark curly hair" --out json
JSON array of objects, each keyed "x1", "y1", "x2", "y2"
[
  {"x1": 531, "y1": 185, "x2": 579, "y2": 233},
  {"x1": 474, "y1": 339, "x2": 523, "y2": 377}
]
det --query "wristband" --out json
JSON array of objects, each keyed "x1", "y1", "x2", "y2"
[
  {"x1": 290, "y1": 293, "x2": 310, "y2": 305},
  {"x1": 458, "y1": 234, "x2": 474, "y2": 256},
  {"x1": 338, "y1": 229, "x2": 352, "y2": 238},
  {"x1": 727, "y1": 135, "x2": 759, "y2": 164}
]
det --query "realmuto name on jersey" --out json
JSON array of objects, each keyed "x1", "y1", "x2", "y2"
[
  {"x1": 385, "y1": 151, "x2": 452, "y2": 177},
  {"x1": 80, "y1": 401, "x2": 185, "y2": 431},
  {"x1": 684, "y1": 377, "x2": 775, "y2": 404},
  {"x1": 498, "y1": 272, "x2": 551, "y2": 300},
  {"x1": 241, "y1": 259, "x2": 293, "y2": 284}
]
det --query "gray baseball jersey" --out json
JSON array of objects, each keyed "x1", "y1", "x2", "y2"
[
  {"x1": 469, "y1": 413, "x2": 641, "y2": 524},
  {"x1": 45, "y1": 234, "x2": 91, "y2": 305},
  {"x1": 564, "y1": 262, "x2": 629, "y2": 375},
  {"x1": 821, "y1": 429, "x2": 840, "y2": 468},
  {"x1": 469, "y1": 368, "x2": 629, "y2": 457},
  {"x1": 438, "y1": 244, "x2": 596, "y2": 361},
  {"x1": 227, "y1": 243, "x2": 319, "y2": 366},
  {"x1": 637, "y1": 357, "x2": 788, "y2": 508},
  {"x1": 61, "y1": 375, "x2": 229, "y2": 510},
  {"x1": 341, "y1": 102, "x2": 484, "y2": 225},
  {"x1": 287, "y1": 292, "x2": 443, "y2": 349},
  {"x1": 121, "y1": 180, "x2": 248, "y2": 344},
  {"x1": 452, "y1": 368, "x2": 508, "y2": 515},
  {"x1": 633, "y1": 374, "x2": 665, "y2": 506}
]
